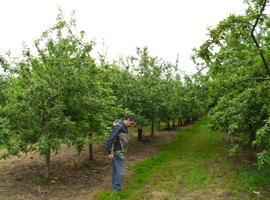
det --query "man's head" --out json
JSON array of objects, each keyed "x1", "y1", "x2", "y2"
[{"x1": 124, "y1": 115, "x2": 136, "y2": 127}]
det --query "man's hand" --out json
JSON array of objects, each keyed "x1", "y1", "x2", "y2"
[{"x1": 108, "y1": 153, "x2": 114, "y2": 160}]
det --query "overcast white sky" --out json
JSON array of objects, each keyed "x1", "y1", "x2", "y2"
[{"x1": 0, "y1": 0, "x2": 246, "y2": 74}]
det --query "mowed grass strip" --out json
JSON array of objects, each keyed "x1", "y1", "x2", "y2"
[{"x1": 97, "y1": 119, "x2": 270, "y2": 200}]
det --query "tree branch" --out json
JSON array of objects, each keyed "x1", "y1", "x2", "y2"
[
  {"x1": 240, "y1": 77, "x2": 270, "y2": 82},
  {"x1": 34, "y1": 42, "x2": 48, "y2": 66},
  {"x1": 250, "y1": 0, "x2": 270, "y2": 77}
]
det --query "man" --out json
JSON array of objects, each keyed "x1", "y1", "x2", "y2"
[{"x1": 105, "y1": 116, "x2": 136, "y2": 191}]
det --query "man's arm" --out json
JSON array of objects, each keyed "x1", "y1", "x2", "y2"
[{"x1": 106, "y1": 125, "x2": 122, "y2": 154}]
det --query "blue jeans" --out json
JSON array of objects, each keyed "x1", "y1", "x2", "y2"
[{"x1": 112, "y1": 152, "x2": 125, "y2": 191}]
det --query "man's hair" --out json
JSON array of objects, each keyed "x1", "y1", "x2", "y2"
[{"x1": 126, "y1": 115, "x2": 137, "y2": 122}]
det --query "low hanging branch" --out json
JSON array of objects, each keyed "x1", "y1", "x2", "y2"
[
  {"x1": 250, "y1": 0, "x2": 270, "y2": 77},
  {"x1": 240, "y1": 77, "x2": 270, "y2": 82},
  {"x1": 248, "y1": 77, "x2": 270, "y2": 80},
  {"x1": 34, "y1": 42, "x2": 48, "y2": 66}
]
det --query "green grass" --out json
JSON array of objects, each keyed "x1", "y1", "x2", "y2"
[{"x1": 97, "y1": 119, "x2": 270, "y2": 200}]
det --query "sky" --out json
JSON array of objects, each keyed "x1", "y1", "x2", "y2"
[{"x1": 0, "y1": 0, "x2": 246, "y2": 74}]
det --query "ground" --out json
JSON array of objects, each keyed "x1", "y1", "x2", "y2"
[
  {"x1": 97, "y1": 120, "x2": 270, "y2": 200},
  {"x1": 1, "y1": 120, "x2": 270, "y2": 200},
  {"x1": 0, "y1": 128, "x2": 176, "y2": 200}
]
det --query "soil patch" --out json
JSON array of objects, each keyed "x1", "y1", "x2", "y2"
[{"x1": 0, "y1": 128, "x2": 178, "y2": 200}]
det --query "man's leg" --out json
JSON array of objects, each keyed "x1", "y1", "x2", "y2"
[
  {"x1": 112, "y1": 152, "x2": 124, "y2": 191},
  {"x1": 112, "y1": 158, "x2": 117, "y2": 189}
]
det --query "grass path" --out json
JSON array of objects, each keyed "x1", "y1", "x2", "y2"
[{"x1": 97, "y1": 119, "x2": 270, "y2": 200}]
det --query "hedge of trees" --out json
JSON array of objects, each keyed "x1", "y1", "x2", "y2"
[
  {"x1": 0, "y1": 12, "x2": 207, "y2": 180},
  {"x1": 194, "y1": 0, "x2": 270, "y2": 168}
]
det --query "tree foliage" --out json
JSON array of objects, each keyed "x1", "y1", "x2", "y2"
[
  {"x1": 0, "y1": 11, "x2": 208, "y2": 180},
  {"x1": 194, "y1": 0, "x2": 270, "y2": 167}
]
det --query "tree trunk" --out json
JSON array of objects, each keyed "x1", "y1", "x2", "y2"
[
  {"x1": 88, "y1": 132, "x2": 94, "y2": 161},
  {"x1": 151, "y1": 120, "x2": 154, "y2": 137},
  {"x1": 167, "y1": 121, "x2": 170, "y2": 129},
  {"x1": 89, "y1": 142, "x2": 94, "y2": 161},
  {"x1": 138, "y1": 128, "x2": 143, "y2": 141},
  {"x1": 248, "y1": 123, "x2": 256, "y2": 148},
  {"x1": 45, "y1": 148, "x2": 51, "y2": 181},
  {"x1": 173, "y1": 120, "x2": 175, "y2": 129},
  {"x1": 248, "y1": 131, "x2": 256, "y2": 149}
]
